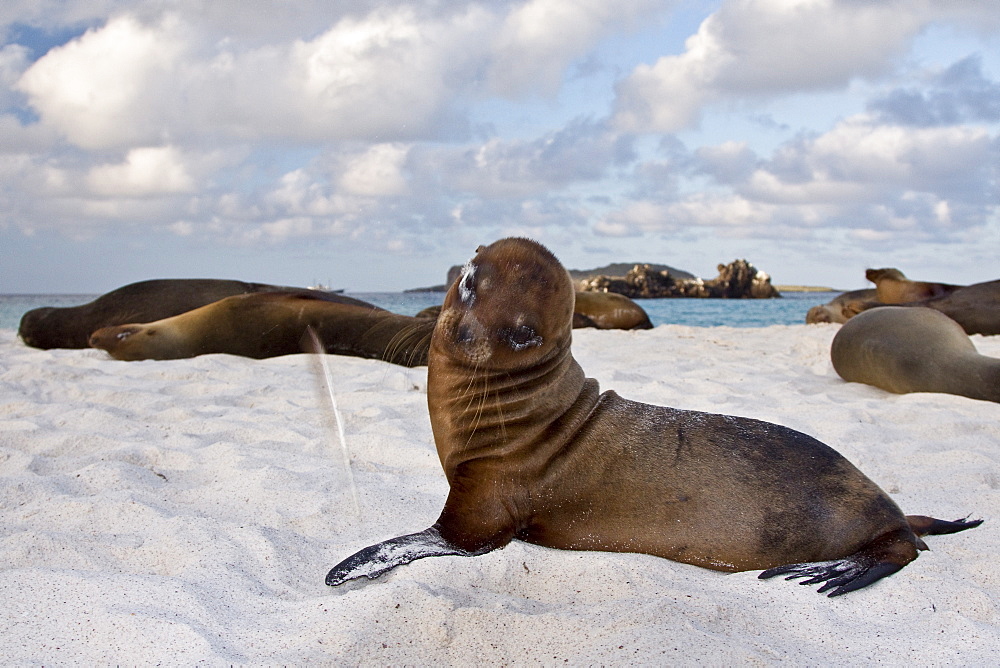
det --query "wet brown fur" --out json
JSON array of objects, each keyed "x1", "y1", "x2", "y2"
[
  {"x1": 19, "y1": 278, "x2": 373, "y2": 350},
  {"x1": 832, "y1": 306, "x2": 1000, "y2": 403},
  {"x1": 89, "y1": 292, "x2": 435, "y2": 367},
  {"x1": 866, "y1": 268, "x2": 962, "y2": 305},
  {"x1": 423, "y1": 239, "x2": 978, "y2": 593}
]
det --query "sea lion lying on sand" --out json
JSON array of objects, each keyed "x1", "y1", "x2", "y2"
[
  {"x1": 807, "y1": 269, "x2": 1000, "y2": 335},
  {"x1": 832, "y1": 307, "x2": 1000, "y2": 403},
  {"x1": 327, "y1": 238, "x2": 980, "y2": 597},
  {"x1": 19, "y1": 279, "x2": 374, "y2": 350},
  {"x1": 571, "y1": 290, "x2": 653, "y2": 330},
  {"x1": 89, "y1": 292, "x2": 434, "y2": 367},
  {"x1": 866, "y1": 268, "x2": 963, "y2": 305}
]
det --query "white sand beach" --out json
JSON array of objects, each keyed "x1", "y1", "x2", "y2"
[{"x1": 1, "y1": 324, "x2": 998, "y2": 665}]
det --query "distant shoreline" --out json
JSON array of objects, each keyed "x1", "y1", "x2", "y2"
[{"x1": 774, "y1": 285, "x2": 841, "y2": 293}]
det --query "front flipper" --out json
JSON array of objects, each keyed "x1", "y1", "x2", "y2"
[
  {"x1": 326, "y1": 525, "x2": 483, "y2": 586},
  {"x1": 758, "y1": 557, "x2": 902, "y2": 597}
]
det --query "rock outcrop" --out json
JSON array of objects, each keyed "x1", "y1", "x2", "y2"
[{"x1": 578, "y1": 259, "x2": 780, "y2": 299}]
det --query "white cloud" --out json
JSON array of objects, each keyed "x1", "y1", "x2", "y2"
[
  {"x1": 337, "y1": 143, "x2": 410, "y2": 197},
  {"x1": 612, "y1": 0, "x2": 996, "y2": 132},
  {"x1": 600, "y1": 112, "x2": 998, "y2": 245},
  {"x1": 422, "y1": 119, "x2": 633, "y2": 198},
  {"x1": 14, "y1": 6, "x2": 495, "y2": 148},
  {"x1": 283, "y1": 5, "x2": 493, "y2": 140},
  {"x1": 12, "y1": 2, "x2": 670, "y2": 150},
  {"x1": 87, "y1": 146, "x2": 195, "y2": 197},
  {"x1": 740, "y1": 118, "x2": 994, "y2": 205},
  {"x1": 17, "y1": 15, "x2": 185, "y2": 149},
  {"x1": 488, "y1": 0, "x2": 663, "y2": 96},
  {"x1": 0, "y1": 43, "x2": 28, "y2": 102},
  {"x1": 2, "y1": 1, "x2": 998, "y2": 291}
]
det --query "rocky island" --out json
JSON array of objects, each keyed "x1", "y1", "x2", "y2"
[
  {"x1": 578, "y1": 259, "x2": 780, "y2": 299},
  {"x1": 408, "y1": 258, "x2": 779, "y2": 299}
]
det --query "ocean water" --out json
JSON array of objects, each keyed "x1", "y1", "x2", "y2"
[{"x1": 1, "y1": 290, "x2": 836, "y2": 332}]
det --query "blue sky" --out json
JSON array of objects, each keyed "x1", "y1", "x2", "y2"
[{"x1": 1, "y1": 0, "x2": 998, "y2": 293}]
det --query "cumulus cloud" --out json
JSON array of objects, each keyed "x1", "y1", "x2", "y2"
[
  {"x1": 87, "y1": 146, "x2": 196, "y2": 197},
  {"x1": 12, "y1": 1, "x2": 666, "y2": 150},
  {"x1": 0, "y1": 43, "x2": 29, "y2": 101},
  {"x1": 16, "y1": 10, "x2": 493, "y2": 148},
  {"x1": 741, "y1": 118, "x2": 996, "y2": 207},
  {"x1": 17, "y1": 15, "x2": 185, "y2": 149},
  {"x1": 336, "y1": 143, "x2": 411, "y2": 197},
  {"x1": 604, "y1": 114, "x2": 999, "y2": 246},
  {"x1": 422, "y1": 118, "x2": 635, "y2": 198},
  {"x1": 868, "y1": 55, "x2": 1000, "y2": 126},
  {"x1": 612, "y1": 0, "x2": 997, "y2": 132},
  {"x1": 1, "y1": 0, "x2": 998, "y2": 287},
  {"x1": 488, "y1": 0, "x2": 664, "y2": 96}
]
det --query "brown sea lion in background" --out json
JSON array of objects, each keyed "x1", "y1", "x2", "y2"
[
  {"x1": 414, "y1": 305, "x2": 444, "y2": 320},
  {"x1": 89, "y1": 292, "x2": 434, "y2": 367},
  {"x1": 326, "y1": 238, "x2": 980, "y2": 597},
  {"x1": 416, "y1": 291, "x2": 653, "y2": 330},
  {"x1": 806, "y1": 268, "x2": 1000, "y2": 335},
  {"x1": 19, "y1": 279, "x2": 375, "y2": 350},
  {"x1": 863, "y1": 269, "x2": 1000, "y2": 335},
  {"x1": 831, "y1": 307, "x2": 1000, "y2": 403},
  {"x1": 866, "y1": 268, "x2": 963, "y2": 305},
  {"x1": 917, "y1": 280, "x2": 1000, "y2": 336},
  {"x1": 572, "y1": 290, "x2": 653, "y2": 330},
  {"x1": 805, "y1": 289, "x2": 879, "y2": 324}
]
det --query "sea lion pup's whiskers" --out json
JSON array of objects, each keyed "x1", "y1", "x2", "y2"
[{"x1": 325, "y1": 237, "x2": 980, "y2": 596}]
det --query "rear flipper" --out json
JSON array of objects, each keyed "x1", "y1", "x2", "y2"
[
  {"x1": 326, "y1": 525, "x2": 485, "y2": 586},
  {"x1": 758, "y1": 554, "x2": 904, "y2": 597},
  {"x1": 759, "y1": 527, "x2": 918, "y2": 597},
  {"x1": 759, "y1": 517, "x2": 982, "y2": 597},
  {"x1": 906, "y1": 515, "x2": 983, "y2": 537}
]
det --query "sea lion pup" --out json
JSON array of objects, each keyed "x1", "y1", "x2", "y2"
[
  {"x1": 866, "y1": 268, "x2": 963, "y2": 305},
  {"x1": 88, "y1": 292, "x2": 435, "y2": 367},
  {"x1": 572, "y1": 290, "x2": 653, "y2": 329},
  {"x1": 831, "y1": 306, "x2": 1000, "y2": 403},
  {"x1": 326, "y1": 238, "x2": 980, "y2": 597},
  {"x1": 18, "y1": 278, "x2": 374, "y2": 350}
]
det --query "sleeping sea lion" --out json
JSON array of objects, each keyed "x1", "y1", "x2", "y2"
[
  {"x1": 865, "y1": 269, "x2": 1000, "y2": 335},
  {"x1": 572, "y1": 290, "x2": 653, "y2": 330},
  {"x1": 831, "y1": 306, "x2": 1000, "y2": 403},
  {"x1": 88, "y1": 292, "x2": 434, "y2": 367},
  {"x1": 326, "y1": 238, "x2": 980, "y2": 596},
  {"x1": 805, "y1": 289, "x2": 879, "y2": 324},
  {"x1": 920, "y1": 280, "x2": 1000, "y2": 336},
  {"x1": 19, "y1": 279, "x2": 374, "y2": 350},
  {"x1": 866, "y1": 268, "x2": 962, "y2": 305}
]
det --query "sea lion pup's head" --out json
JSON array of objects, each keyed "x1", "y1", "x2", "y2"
[
  {"x1": 865, "y1": 268, "x2": 907, "y2": 284},
  {"x1": 89, "y1": 323, "x2": 181, "y2": 361},
  {"x1": 431, "y1": 238, "x2": 575, "y2": 371}
]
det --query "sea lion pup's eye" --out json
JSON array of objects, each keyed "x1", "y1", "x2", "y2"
[{"x1": 499, "y1": 325, "x2": 542, "y2": 351}]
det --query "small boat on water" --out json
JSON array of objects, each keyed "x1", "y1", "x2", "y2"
[{"x1": 308, "y1": 282, "x2": 345, "y2": 293}]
